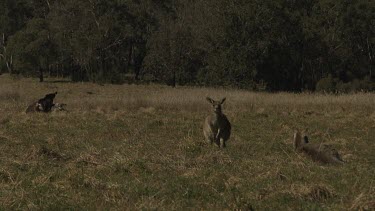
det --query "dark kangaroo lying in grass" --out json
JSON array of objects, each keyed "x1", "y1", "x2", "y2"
[
  {"x1": 293, "y1": 130, "x2": 344, "y2": 165},
  {"x1": 26, "y1": 92, "x2": 60, "y2": 113},
  {"x1": 203, "y1": 97, "x2": 231, "y2": 148}
]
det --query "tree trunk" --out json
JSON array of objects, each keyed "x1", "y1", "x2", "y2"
[
  {"x1": 127, "y1": 44, "x2": 133, "y2": 72},
  {"x1": 39, "y1": 67, "x2": 44, "y2": 82},
  {"x1": 6, "y1": 55, "x2": 13, "y2": 73},
  {"x1": 134, "y1": 55, "x2": 144, "y2": 81},
  {"x1": 172, "y1": 70, "x2": 176, "y2": 87},
  {"x1": 2, "y1": 34, "x2": 13, "y2": 73},
  {"x1": 366, "y1": 37, "x2": 373, "y2": 79}
]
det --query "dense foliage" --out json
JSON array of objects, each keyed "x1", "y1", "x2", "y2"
[{"x1": 0, "y1": 0, "x2": 374, "y2": 91}]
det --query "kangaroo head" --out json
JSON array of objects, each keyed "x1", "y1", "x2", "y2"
[
  {"x1": 294, "y1": 130, "x2": 309, "y2": 150},
  {"x1": 206, "y1": 97, "x2": 226, "y2": 113},
  {"x1": 44, "y1": 92, "x2": 57, "y2": 100}
]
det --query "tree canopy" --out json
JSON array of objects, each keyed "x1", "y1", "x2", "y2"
[{"x1": 0, "y1": 0, "x2": 374, "y2": 92}]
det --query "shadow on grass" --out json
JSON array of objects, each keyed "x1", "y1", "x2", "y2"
[{"x1": 44, "y1": 80, "x2": 74, "y2": 84}]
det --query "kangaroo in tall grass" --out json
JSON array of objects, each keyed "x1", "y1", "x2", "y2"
[
  {"x1": 203, "y1": 97, "x2": 231, "y2": 148},
  {"x1": 293, "y1": 130, "x2": 344, "y2": 165}
]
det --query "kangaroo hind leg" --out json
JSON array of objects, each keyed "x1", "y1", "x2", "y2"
[{"x1": 220, "y1": 138, "x2": 226, "y2": 148}]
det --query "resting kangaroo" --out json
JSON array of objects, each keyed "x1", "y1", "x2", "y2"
[
  {"x1": 26, "y1": 92, "x2": 58, "y2": 113},
  {"x1": 293, "y1": 130, "x2": 344, "y2": 165},
  {"x1": 203, "y1": 97, "x2": 231, "y2": 148}
]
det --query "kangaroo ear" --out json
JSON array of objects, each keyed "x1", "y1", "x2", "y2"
[
  {"x1": 220, "y1": 98, "x2": 226, "y2": 104},
  {"x1": 303, "y1": 136, "x2": 309, "y2": 144},
  {"x1": 206, "y1": 97, "x2": 214, "y2": 104}
]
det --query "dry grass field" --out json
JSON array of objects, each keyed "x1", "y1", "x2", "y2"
[{"x1": 0, "y1": 74, "x2": 374, "y2": 210}]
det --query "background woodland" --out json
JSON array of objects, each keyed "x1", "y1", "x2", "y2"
[{"x1": 0, "y1": 0, "x2": 374, "y2": 92}]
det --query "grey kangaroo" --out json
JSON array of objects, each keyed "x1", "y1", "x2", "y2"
[
  {"x1": 203, "y1": 97, "x2": 231, "y2": 148},
  {"x1": 294, "y1": 130, "x2": 344, "y2": 165},
  {"x1": 26, "y1": 92, "x2": 58, "y2": 113}
]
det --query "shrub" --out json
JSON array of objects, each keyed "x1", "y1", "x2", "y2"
[
  {"x1": 315, "y1": 75, "x2": 338, "y2": 93},
  {"x1": 333, "y1": 77, "x2": 375, "y2": 93},
  {"x1": 336, "y1": 81, "x2": 352, "y2": 93},
  {"x1": 359, "y1": 76, "x2": 374, "y2": 91}
]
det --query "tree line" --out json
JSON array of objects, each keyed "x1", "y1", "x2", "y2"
[{"x1": 0, "y1": 0, "x2": 374, "y2": 92}]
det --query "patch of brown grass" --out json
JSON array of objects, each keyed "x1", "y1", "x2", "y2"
[
  {"x1": 0, "y1": 90, "x2": 21, "y2": 102},
  {"x1": 288, "y1": 184, "x2": 336, "y2": 202},
  {"x1": 350, "y1": 190, "x2": 375, "y2": 211}
]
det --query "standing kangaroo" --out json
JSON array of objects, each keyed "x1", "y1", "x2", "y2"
[
  {"x1": 293, "y1": 130, "x2": 344, "y2": 165},
  {"x1": 203, "y1": 97, "x2": 231, "y2": 148}
]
